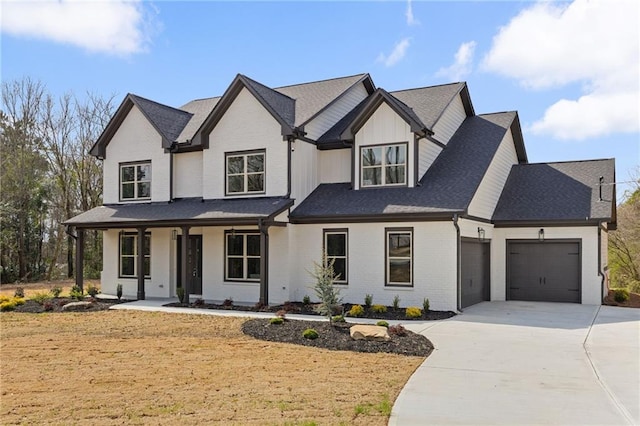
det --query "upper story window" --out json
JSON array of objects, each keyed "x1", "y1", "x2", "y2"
[
  {"x1": 226, "y1": 150, "x2": 265, "y2": 195},
  {"x1": 120, "y1": 161, "x2": 151, "y2": 201},
  {"x1": 361, "y1": 143, "x2": 406, "y2": 187}
]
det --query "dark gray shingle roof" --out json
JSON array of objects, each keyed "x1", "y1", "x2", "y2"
[
  {"x1": 291, "y1": 112, "x2": 517, "y2": 221},
  {"x1": 492, "y1": 159, "x2": 616, "y2": 223},
  {"x1": 390, "y1": 82, "x2": 466, "y2": 129},
  {"x1": 177, "y1": 97, "x2": 221, "y2": 143},
  {"x1": 65, "y1": 197, "x2": 293, "y2": 228},
  {"x1": 130, "y1": 94, "x2": 193, "y2": 142},
  {"x1": 241, "y1": 75, "x2": 296, "y2": 128}
]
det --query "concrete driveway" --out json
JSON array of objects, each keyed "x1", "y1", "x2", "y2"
[{"x1": 390, "y1": 302, "x2": 640, "y2": 425}]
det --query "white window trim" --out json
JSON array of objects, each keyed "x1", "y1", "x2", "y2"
[
  {"x1": 225, "y1": 151, "x2": 265, "y2": 195},
  {"x1": 119, "y1": 232, "x2": 151, "y2": 278},
  {"x1": 324, "y1": 230, "x2": 348, "y2": 284},
  {"x1": 120, "y1": 162, "x2": 151, "y2": 201},
  {"x1": 360, "y1": 143, "x2": 407, "y2": 188},
  {"x1": 225, "y1": 232, "x2": 261, "y2": 282},
  {"x1": 386, "y1": 229, "x2": 413, "y2": 287}
]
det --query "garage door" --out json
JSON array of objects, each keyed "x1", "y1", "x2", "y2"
[
  {"x1": 461, "y1": 240, "x2": 490, "y2": 308},
  {"x1": 507, "y1": 241, "x2": 581, "y2": 303}
]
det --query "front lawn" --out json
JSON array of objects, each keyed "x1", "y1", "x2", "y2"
[{"x1": 0, "y1": 310, "x2": 423, "y2": 425}]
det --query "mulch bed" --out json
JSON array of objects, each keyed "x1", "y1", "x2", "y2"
[
  {"x1": 165, "y1": 300, "x2": 457, "y2": 321},
  {"x1": 7, "y1": 297, "x2": 129, "y2": 313},
  {"x1": 603, "y1": 290, "x2": 640, "y2": 308},
  {"x1": 242, "y1": 318, "x2": 434, "y2": 357}
]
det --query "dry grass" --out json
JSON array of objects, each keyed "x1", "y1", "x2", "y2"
[
  {"x1": 0, "y1": 279, "x2": 100, "y2": 299},
  {"x1": 0, "y1": 310, "x2": 423, "y2": 425}
]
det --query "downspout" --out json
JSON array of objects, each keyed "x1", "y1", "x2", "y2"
[
  {"x1": 597, "y1": 221, "x2": 605, "y2": 303},
  {"x1": 169, "y1": 142, "x2": 178, "y2": 202},
  {"x1": 453, "y1": 214, "x2": 462, "y2": 312},
  {"x1": 258, "y1": 218, "x2": 270, "y2": 305},
  {"x1": 286, "y1": 137, "x2": 293, "y2": 198}
]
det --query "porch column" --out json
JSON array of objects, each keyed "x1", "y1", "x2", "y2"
[
  {"x1": 181, "y1": 226, "x2": 190, "y2": 305},
  {"x1": 137, "y1": 227, "x2": 146, "y2": 300},
  {"x1": 75, "y1": 228, "x2": 84, "y2": 293},
  {"x1": 259, "y1": 220, "x2": 269, "y2": 305}
]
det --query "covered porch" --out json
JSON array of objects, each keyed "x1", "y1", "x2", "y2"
[{"x1": 65, "y1": 197, "x2": 292, "y2": 305}]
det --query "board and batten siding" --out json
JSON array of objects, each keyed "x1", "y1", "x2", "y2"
[
  {"x1": 431, "y1": 93, "x2": 467, "y2": 145},
  {"x1": 353, "y1": 102, "x2": 414, "y2": 190},
  {"x1": 303, "y1": 83, "x2": 370, "y2": 140},
  {"x1": 492, "y1": 226, "x2": 601, "y2": 305},
  {"x1": 290, "y1": 222, "x2": 458, "y2": 311},
  {"x1": 290, "y1": 139, "x2": 318, "y2": 206},
  {"x1": 319, "y1": 149, "x2": 351, "y2": 184},
  {"x1": 103, "y1": 105, "x2": 170, "y2": 204},
  {"x1": 467, "y1": 129, "x2": 518, "y2": 219},
  {"x1": 101, "y1": 228, "x2": 172, "y2": 299},
  {"x1": 174, "y1": 151, "x2": 203, "y2": 198},
  {"x1": 202, "y1": 88, "x2": 288, "y2": 199}
]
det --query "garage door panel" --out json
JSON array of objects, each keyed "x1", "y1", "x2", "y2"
[{"x1": 507, "y1": 241, "x2": 581, "y2": 303}]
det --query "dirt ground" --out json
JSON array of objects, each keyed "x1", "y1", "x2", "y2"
[{"x1": 0, "y1": 310, "x2": 423, "y2": 425}]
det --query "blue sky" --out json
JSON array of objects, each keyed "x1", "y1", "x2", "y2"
[{"x1": 2, "y1": 0, "x2": 638, "y2": 200}]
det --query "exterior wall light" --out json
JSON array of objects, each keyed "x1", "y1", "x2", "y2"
[
  {"x1": 477, "y1": 227, "x2": 485, "y2": 242},
  {"x1": 538, "y1": 228, "x2": 544, "y2": 241}
]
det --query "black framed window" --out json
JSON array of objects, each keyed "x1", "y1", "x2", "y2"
[
  {"x1": 226, "y1": 151, "x2": 265, "y2": 194},
  {"x1": 324, "y1": 229, "x2": 348, "y2": 284},
  {"x1": 120, "y1": 162, "x2": 151, "y2": 201},
  {"x1": 119, "y1": 232, "x2": 151, "y2": 278},
  {"x1": 225, "y1": 232, "x2": 261, "y2": 281},
  {"x1": 361, "y1": 143, "x2": 406, "y2": 187},
  {"x1": 386, "y1": 228, "x2": 412, "y2": 286}
]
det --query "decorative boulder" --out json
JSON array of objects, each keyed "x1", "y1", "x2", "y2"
[
  {"x1": 350, "y1": 325, "x2": 391, "y2": 342},
  {"x1": 61, "y1": 301, "x2": 92, "y2": 312}
]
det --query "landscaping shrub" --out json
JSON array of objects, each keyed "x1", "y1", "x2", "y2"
[
  {"x1": 302, "y1": 295, "x2": 311, "y2": 305},
  {"x1": 348, "y1": 304, "x2": 365, "y2": 317},
  {"x1": 371, "y1": 304, "x2": 387, "y2": 314},
  {"x1": 193, "y1": 298, "x2": 204, "y2": 307},
  {"x1": 50, "y1": 286, "x2": 63, "y2": 298},
  {"x1": 276, "y1": 309, "x2": 287, "y2": 319},
  {"x1": 613, "y1": 288, "x2": 630, "y2": 303},
  {"x1": 392, "y1": 295, "x2": 400, "y2": 310},
  {"x1": 116, "y1": 283, "x2": 123, "y2": 300},
  {"x1": 14, "y1": 297, "x2": 25, "y2": 306},
  {"x1": 176, "y1": 287, "x2": 185, "y2": 303},
  {"x1": 364, "y1": 294, "x2": 373, "y2": 309},
  {"x1": 302, "y1": 328, "x2": 319, "y2": 339},
  {"x1": 388, "y1": 324, "x2": 407, "y2": 337},
  {"x1": 1, "y1": 300, "x2": 17, "y2": 311},
  {"x1": 310, "y1": 253, "x2": 343, "y2": 322},
  {"x1": 69, "y1": 285, "x2": 83, "y2": 300},
  {"x1": 43, "y1": 301, "x2": 54, "y2": 311},
  {"x1": 222, "y1": 298, "x2": 234, "y2": 307},
  {"x1": 269, "y1": 317, "x2": 284, "y2": 325},
  {"x1": 0, "y1": 295, "x2": 10, "y2": 303},
  {"x1": 86, "y1": 284, "x2": 99, "y2": 297},
  {"x1": 376, "y1": 320, "x2": 389, "y2": 328},
  {"x1": 14, "y1": 287, "x2": 24, "y2": 298},
  {"x1": 332, "y1": 315, "x2": 345, "y2": 323},
  {"x1": 422, "y1": 297, "x2": 430, "y2": 313},
  {"x1": 405, "y1": 307, "x2": 422, "y2": 319},
  {"x1": 31, "y1": 291, "x2": 52, "y2": 305},
  {"x1": 254, "y1": 301, "x2": 266, "y2": 311}
]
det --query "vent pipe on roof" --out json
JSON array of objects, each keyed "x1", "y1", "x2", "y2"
[{"x1": 599, "y1": 176, "x2": 604, "y2": 201}]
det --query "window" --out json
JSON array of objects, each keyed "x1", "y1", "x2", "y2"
[
  {"x1": 225, "y1": 232, "x2": 261, "y2": 281},
  {"x1": 119, "y1": 232, "x2": 151, "y2": 278},
  {"x1": 361, "y1": 144, "x2": 406, "y2": 187},
  {"x1": 386, "y1": 228, "x2": 412, "y2": 286},
  {"x1": 226, "y1": 151, "x2": 265, "y2": 194},
  {"x1": 324, "y1": 229, "x2": 348, "y2": 284},
  {"x1": 120, "y1": 162, "x2": 151, "y2": 201}
]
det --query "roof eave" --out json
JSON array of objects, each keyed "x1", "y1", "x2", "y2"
[{"x1": 289, "y1": 211, "x2": 462, "y2": 224}]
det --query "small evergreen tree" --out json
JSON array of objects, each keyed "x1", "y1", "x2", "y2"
[{"x1": 309, "y1": 252, "x2": 343, "y2": 322}]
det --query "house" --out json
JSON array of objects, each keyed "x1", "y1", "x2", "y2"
[{"x1": 65, "y1": 73, "x2": 617, "y2": 311}]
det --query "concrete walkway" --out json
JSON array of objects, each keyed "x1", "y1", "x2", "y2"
[{"x1": 390, "y1": 302, "x2": 640, "y2": 425}]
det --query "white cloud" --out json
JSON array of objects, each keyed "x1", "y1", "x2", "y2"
[
  {"x1": 435, "y1": 41, "x2": 477, "y2": 81},
  {"x1": 0, "y1": 0, "x2": 159, "y2": 56},
  {"x1": 406, "y1": 0, "x2": 420, "y2": 26},
  {"x1": 377, "y1": 38, "x2": 411, "y2": 67},
  {"x1": 482, "y1": 0, "x2": 639, "y2": 140}
]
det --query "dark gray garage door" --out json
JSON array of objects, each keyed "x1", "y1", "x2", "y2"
[
  {"x1": 461, "y1": 240, "x2": 490, "y2": 308},
  {"x1": 507, "y1": 241, "x2": 581, "y2": 303}
]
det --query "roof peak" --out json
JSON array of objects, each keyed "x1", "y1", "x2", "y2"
[
  {"x1": 274, "y1": 73, "x2": 368, "y2": 90},
  {"x1": 390, "y1": 81, "x2": 464, "y2": 94}
]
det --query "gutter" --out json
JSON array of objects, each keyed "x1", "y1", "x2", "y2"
[{"x1": 453, "y1": 214, "x2": 462, "y2": 312}]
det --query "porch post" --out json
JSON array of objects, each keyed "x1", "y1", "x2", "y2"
[
  {"x1": 181, "y1": 226, "x2": 190, "y2": 305},
  {"x1": 137, "y1": 227, "x2": 146, "y2": 300},
  {"x1": 259, "y1": 220, "x2": 269, "y2": 305},
  {"x1": 75, "y1": 228, "x2": 84, "y2": 293}
]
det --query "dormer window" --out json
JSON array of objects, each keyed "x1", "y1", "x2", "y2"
[
  {"x1": 120, "y1": 161, "x2": 151, "y2": 201},
  {"x1": 226, "y1": 150, "x2": 265, "y2": 195},
  {"x1": 361, "y1": 143, "x2": 407, "y2": 187}
]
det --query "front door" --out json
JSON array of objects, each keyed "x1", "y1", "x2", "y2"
[{"x1": 177, "y1": 235, "x2": 203, "y2": 295}]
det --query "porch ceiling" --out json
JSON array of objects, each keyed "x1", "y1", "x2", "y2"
[{"x1": 64, "y1": 197, "x2": 293, "y2": 229}]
